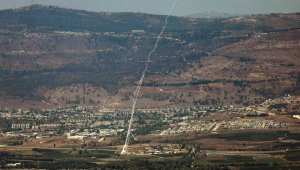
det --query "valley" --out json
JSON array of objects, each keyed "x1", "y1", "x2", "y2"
[{"x1": 0, "y1": 4, "x2": 300, "y2": 170}]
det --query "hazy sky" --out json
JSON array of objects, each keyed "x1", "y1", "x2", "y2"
[{"x1": 0, "y1": 0, "x2": 299, "y2": 16}]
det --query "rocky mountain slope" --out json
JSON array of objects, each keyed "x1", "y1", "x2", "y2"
[{"x1": 0, "y1": 5, "x2": 300, "y2": 109}]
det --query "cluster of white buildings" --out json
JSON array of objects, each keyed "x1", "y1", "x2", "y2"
[
  {"x1": 223, "y1": 120, "x2": 287, "y2": 130},
  {"x1": 54, "y1": 31, "x2": 91, "y2": 36},
  {"x1": 160, "y1": 120, "x2": 287, "y2": 135},
  {"x1": 11, "y1": 124, "x2": 30, "y2": 129},
  {"x1": 91, "y1": 120, "x2": 125, "y2": 127},
  {"x1": 143, "y1": 144, "x2": 178, "y2": 155},
  {"x1": 258, "y1": 94, "x2": 295, "y2": 111},
  {"x1": 64, "y1": 129, "x2": 118, "y2": 140},
  {"x1": 11, "y1": 123, "x2": 62, "y2": 130},
  {"x1": 160, "y1": 122, "x2": 222, "y2": 135}
]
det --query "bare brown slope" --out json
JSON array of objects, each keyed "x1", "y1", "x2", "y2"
[{"x1": 1, "y1": 11, "x2": 300, "y2": 109}]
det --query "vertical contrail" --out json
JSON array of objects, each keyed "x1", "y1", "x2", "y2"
[{"x1": 121, "y1": 0, "x2": 180, "y2": 155}]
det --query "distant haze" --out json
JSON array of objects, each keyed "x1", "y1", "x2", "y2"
[{"x1": 0, "y1": 0, "x2": 299, "y2": 16}]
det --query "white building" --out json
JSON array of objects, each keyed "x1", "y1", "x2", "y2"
[
  {"x1": 11, "y1": 124, "x2": 30, "y2": 129},
  {"x1": 68, "y1": 136, "x2": 88, "y2": 140},
  {"x1": 7, "y1": 163, "x2": 21, "y2": 167},
  {"x1": 293, "y1": 115, "x2": 300, "y2": 119},
  {"x1": 99, "y1": 129, "x2": 117, "y2": 136}
]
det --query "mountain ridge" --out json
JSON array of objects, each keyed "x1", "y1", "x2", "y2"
[
  {"x1": 186, "y1": 11, "x2": 240, "y2": 18},
  {"x1": 0, "y1": 5, "x2": 300, "y2": 109}
]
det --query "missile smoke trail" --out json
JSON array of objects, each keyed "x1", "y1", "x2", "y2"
[{"x1": 121, "y1": 0, "x2": 180, "y2": 155}]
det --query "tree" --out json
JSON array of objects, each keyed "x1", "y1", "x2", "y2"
[
  {"x1": 79, "y1": 150, "x2": 82, "y2": 155},
  {"x1": 89, "y1": 99, "x2": 94, "y2": 104}
]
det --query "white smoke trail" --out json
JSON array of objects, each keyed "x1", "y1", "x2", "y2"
[{"x1": 121, "y1": 0, "x2": 180, "y2": 155}]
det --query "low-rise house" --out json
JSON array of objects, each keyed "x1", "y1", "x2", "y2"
[
  {"x1": 99, "y1": 129, "x2": 117, "y2": 136},
  {"x1": 36, "y1": 136, "x2": 50, "y2": 139}
]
